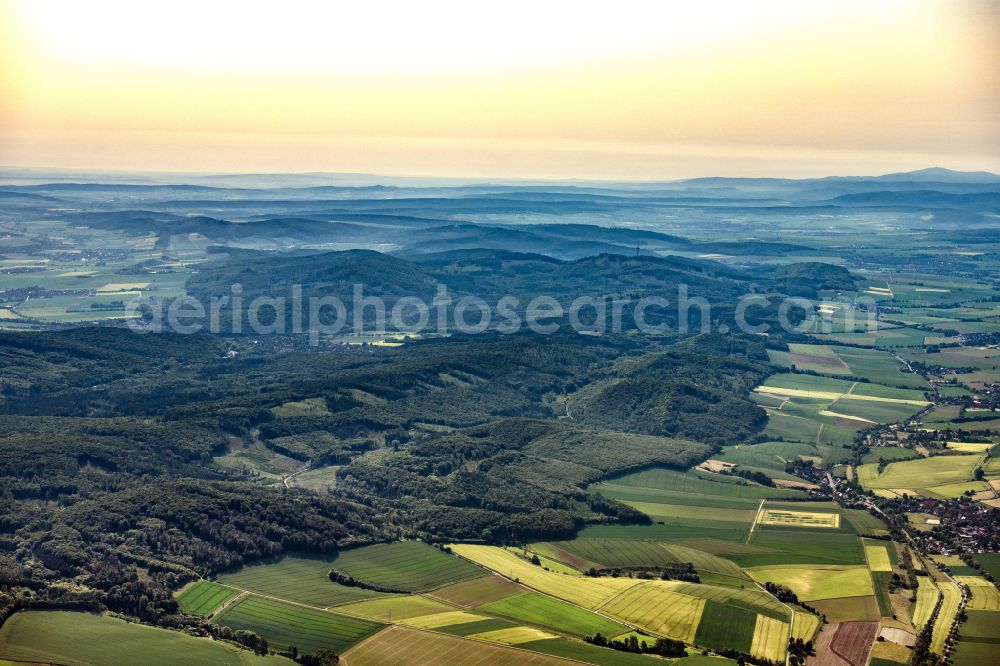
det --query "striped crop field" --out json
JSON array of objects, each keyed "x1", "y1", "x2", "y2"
[
  {"x1": 341, "y1": 625, "x2": 574, "y2": 666},
  {"x1": 599, "y1": 583, "x2": 705, "y2": 642},
  {"x1": 912, "y1": 577, "x2": 940, "y2": 629},
  {"x1": 427, "y1": 574, "x2": 523, "y2": 608},
  {"x1": 402, "y1": 611, "x2": 489, "y2": 629},
  {"x1": 477, "y1": 592, "x2": 630, "y2": 638},
  {"x1": 667, "y1": 581, "x2": 788, "y2": 619},
  {"x1": 790, "y1": 611, "x2": 822, "y2": 641},
  {"x1": 217, "y1": 554, "x2": 392, "y2": 607},
  {"x1": 213, "y1": 595, "x2": 383, "y2": 654},
  {"x1": 175, "y1": 581, "x2": 238, "y2": 616},
  {"x1": 750, "y1": 615, "x2": 789, "y2": 663},
  {"x1": 931, "y1": 582, "x2": 962, "y2": 654},
  {"x1": 955, "y1": 576, "x2": 1000, "y2": 611},
  {"x1": 864, "y1": 542, "x2": 893, "y2": 572},
  {"x1": 467, "y1": 626, "x2": 559, "y2": 645},
  {"x1": 757, "y1": 508, "x2": 840, "y2": 529},
  {"x1": 333, "y1": 541, "x2": 483, "y2": 592},
  {"x1": 333, "y1": 595, "x2": 454, "y2": 622}
]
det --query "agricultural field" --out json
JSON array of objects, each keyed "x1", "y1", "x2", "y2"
[
  {"x1": 341, "y1": 625, "x2": 577, "y2": 666},
  {"x1": 218, "y1": 553, "x2": 394, "y2": 607},
  {"x1": 974, "y1": 553, "x2": 1000, "y2": 580},
  {"x1": 450, "y1": 544, "x2": 642, "y2": 609},
  {"x1": 955, "y1": 576, "x2": 1000, "y2": 611},
  {"x1": 692, "y1": 601, "x2": 755, "y2": 654},
  {"x1": 403, "y1": 610, "x2": 491, "y2": 629},
  {"x1": 175, "y1": 580, "x2": 239, "y2": 616},
  {"x1": 953, "y1": 610, "x2": 1000, "y2": 666},
  {"x1": 450, "y1": 543, "x2": 790, "y2": 660},
  {"x1": 930, "y1": 582, "x2": 962, "y2": 654},
  {"x1": 598, "y1": 584, "x2": 705, "y2": 643},
  {"x1": 753, "y1": 370, "x2": 928, "y2": 449},
  {"x1": 757, "y1": 507, "x2": 840, "y2": 529},
  {"x1": 746, "y1": 564, "x2": 873, "y2": 602},
  {"x1": 582, "y1": 466, "x2": 806, "y2": 542},
  {"x1": 331, "y1": 541, "x2": 484, "y2": 592},
  {"x1": 912, "y1": 577, "x2": 941, "y2": 629},
  {"x1": 477, "y1": 592, "x2": 631, "y2": 638},
  {"x1": 0, "y1": 610, "x2": 292, "y2": 665},
  {"x1": 741, "y1": 525, "x2": 867, "y2": 567},
  {"x1": 213, "y1": 595, "x2": 384, "y2": 653},
  {"x1": 771, "y1": 343, "x2": 929, "y2": 389},
  {"x1": 857, "y1": 454, "x2": 987, "y2": 498},
  {"x1": 334, "y1": 595, "x2": 456, "y2": 622},
  {"x1": 864, "y1": 541, "x2": 893, "y2": 572},
  {"x1": 427, "y1": 574, "x2": 524, "y2": 608},
  {"x1": 749, "y1": 615, "x2": 789, "y2": 663}
]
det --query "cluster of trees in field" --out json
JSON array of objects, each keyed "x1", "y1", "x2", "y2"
[{"x1": 585, "y1": 632, "x2": 687, "y2": 657}]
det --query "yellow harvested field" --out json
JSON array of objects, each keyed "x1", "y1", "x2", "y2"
[
  {"x1": 819, "y1": 410, "x2": 876, "y2": 423},
  {"x1": 790, "y1": 611, "x2": 822, "y2": 642},
  {"x1": 931, "y1": 582, "x2": 961, "y2": 654},
  {"x1": 599, "y1": 583, "x2": 705, "y2": 643},
  {"x1": 946, "y1": 442, "x2": 994, "y2": 453},
  {"x1": 468, "y1": 627, "x2": 558, "y2": 645},
  {"x1": 402, "y1": 611, "x2": 488, "y2": 629},
  {"x1": 955, "y1": 576, "x2": 1000, "y2": 611},
  {"x1": 754, "y1": 386, "x2": 928, "y2": 406},
  {"x1": 865, "y1": 543, "x2": 892, "y2": 572},
  {"x1": 97, "y1": 282, "x2": 150, "y2": 292},
  {"x1": 750, "y1": 615, "x2": 789, "y2": 663},
  {"x1": 0, "y1": 308, "x2": 22, "y2": 320},
  {"x1": 449, "y1": 544, "x2": 640, "y2": 609},
  {"x1": 758, "y1": 508, "x2": 840, "y2": 529},
  {"x1": 58, "y1": 270, "x2": 97, "y2": 276}
]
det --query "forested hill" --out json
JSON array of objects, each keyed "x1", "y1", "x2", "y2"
[
  {"x1": 184, "y1": 246, "x2": 846, "y2": 331},
  {"x1": 0, "y1": 326, "x2": 772, "y2": 626}
]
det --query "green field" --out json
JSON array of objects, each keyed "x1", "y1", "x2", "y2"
[
  {"x1": 974, "y1": 553, "x2": 1000, "y2": 580},
  {"x1": 776, "y1": 344, "x2": 929, "y2": 389},
  {"x1": 542, "y1": 538, "x2": 750, "y2": 584},
  {"x1": 428, "y1": 574, "x2": 523, "y2": 608},
  {"x1": 332, "y1": 541, "x2": 484, "y2": 592},
  {"x1": 214, "y1": 595, "x2": 384, "y2": 653},
  {"x1": 738, "y1": 529, "x2": 866, "y2": 566},
  {"x1": 478, "y1": 592, "x2": 630, "y2": 637},
  {"x1": 843, "y1": 509, "x2": 890, "y2": 536},
  {"x1": 857, "y1": 454, "x2": 985, "y2": 497},
  {"x1": 175, "y1": 580, "x2": 239, "y2": 616},
  {"x1": 953, "y1": 610, "x2": 1000, "y2": 666},
  {"x1": 692, "y1": 601, "x2": 756, "y2": 653},
  {"x1": 218, "y1": 553, "x2": 394, "y2": 607},
  {"x1": 0, "y1": 610, "x2": 291, "y2": 665},
  {"x1": 746, "y1": 564, "x2": 873, "y2": 601}
]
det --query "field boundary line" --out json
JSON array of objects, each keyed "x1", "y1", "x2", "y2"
[
  {"x1": 210, "y1": 589, "x2": 248, "y2": 619},
  {"x1": 747, "y1": 499, "x2": 766, "y2": 543}
]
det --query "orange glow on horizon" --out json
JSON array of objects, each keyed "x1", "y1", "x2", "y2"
[{"x1": 1, "y1": 0, "x2": 998, "y2": 179}]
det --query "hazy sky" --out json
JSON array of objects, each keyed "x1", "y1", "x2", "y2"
[{"x1": 1, "y1": 0, "x2": 998, "y2": 179}]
